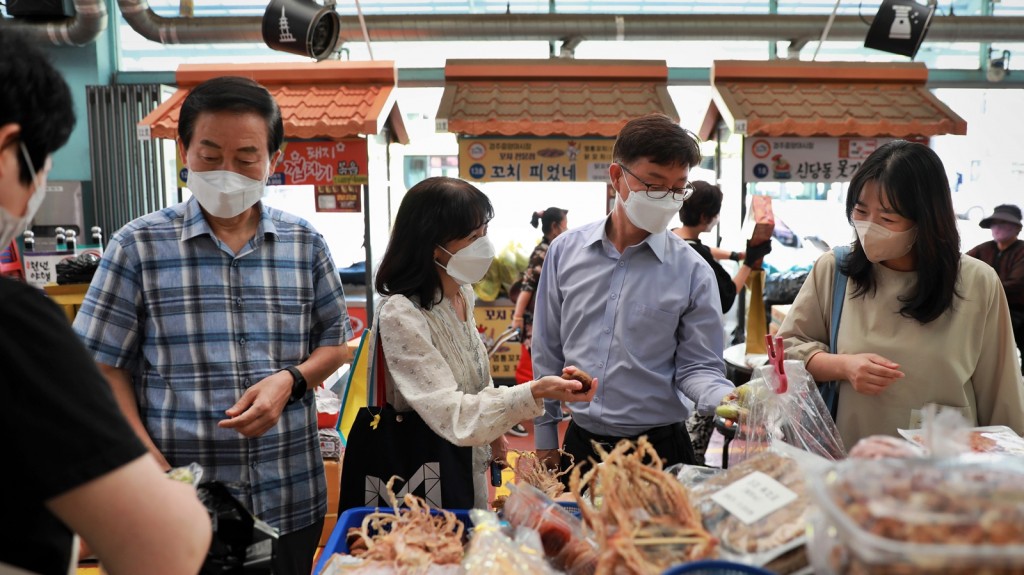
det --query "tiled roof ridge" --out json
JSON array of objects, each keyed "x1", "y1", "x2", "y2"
[
  {"x1": 174, "y1": 61, "x2": 398, "y2": 87},
  {"x1": 712, "y1": 59, "x2": 928, "y2": 85}
]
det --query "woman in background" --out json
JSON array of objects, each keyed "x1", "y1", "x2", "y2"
[
  {"x1": 508, "y1": 207, "x2": 569, "y2": 436},
  {"x1": 778, "y1": 140, "x2": 1024, "y2": 448},
  {"x1": 371, "y1": 179, "x2": 594, "y2": 508}
]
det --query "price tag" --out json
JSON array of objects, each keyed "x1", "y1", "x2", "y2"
[{"x1": 710, "y1": 470, "x2": 797, "y2": 525}]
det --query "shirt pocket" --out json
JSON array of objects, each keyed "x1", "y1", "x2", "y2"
[
  {"x1": 624, "y1": 303, "x2": 679, "y2": 364},
  {"x1": 270, "y1": 303, "x2": 312, "y2": 362}
]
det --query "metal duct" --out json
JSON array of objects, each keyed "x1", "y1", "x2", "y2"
[
  {"x1": 2, "y1": 0, "x2": 107, "y2": 46},
  {"x1": 114, "y1": 2, "x2": 1024, "y2": 46}
]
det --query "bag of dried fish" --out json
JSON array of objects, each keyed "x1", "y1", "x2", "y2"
[
  {"x1": 808, "y1": 455, "x2": 1024, "y2": 575},
  {"x1": 691, "y1": 452, "x2": 810, "y2": 573}
]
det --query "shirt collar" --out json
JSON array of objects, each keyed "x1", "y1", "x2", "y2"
[
  {"x1": 181, "y1": 197, "x2": 278, "y2": 242},
  {"x1": 586, "y1": 213, "x2": 669, "y2": 263}
]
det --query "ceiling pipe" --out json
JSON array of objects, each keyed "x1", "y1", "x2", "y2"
[
  {"x1": 114, "y1": 2, "x2": 1024, "y2": 46},
  {"x1": 2, "y1": 0, "x2": 107, "y2": 46}
]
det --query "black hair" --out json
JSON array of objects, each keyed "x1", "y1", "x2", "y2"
[
  {"x1": 613, "y1": 113, "x2": 701, "y2": 169},
  {"x1": 0, "y1": 29, "x2": 75, "y2": 185},
  {"x1": 178, "y1": 76, "x2": 284, "y2": 155},
  {"x1": 531, "y1": 207, "x2": 568, "y2": 236},
  {"x1": 375, "y1": 177, "x2": 494, "y2": 310},
  {"x1": 679, "y1": 181, "x2": 723, "y2": 227},
  {"x1": 843, "y1": 140, "x2": 961, "y2": 324}
]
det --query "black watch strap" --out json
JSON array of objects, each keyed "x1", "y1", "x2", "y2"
[{"x1": 283, "y1": 366, "x2": 307, "y2": 404}]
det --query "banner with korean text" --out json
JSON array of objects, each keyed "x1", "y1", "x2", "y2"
[
  {"x1": 744, "y1": 137, "x2": 896, "y2": 183},
  {"x1": 177, "y1": 139, "x2": 368, "y2": 187},
  {"x1": 458, "y1": 137, "x2": 615, "y2": 183}
]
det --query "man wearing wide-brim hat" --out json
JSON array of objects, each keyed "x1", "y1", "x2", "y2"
[{"x1": 968, "y1": 204, "x2": 1024, "y2": 373}]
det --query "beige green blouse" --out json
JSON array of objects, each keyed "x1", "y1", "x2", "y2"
[
  {"x1": 376, "y1": 285, "x2": 542, "y2": 508},
  {"x1": 779, "y1": 251, "x2": 1024, "y2": 448}
]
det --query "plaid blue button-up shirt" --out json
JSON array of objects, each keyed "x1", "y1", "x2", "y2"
[{"x1": 73, "y1": 198, "x2": 352, "y2": 534}]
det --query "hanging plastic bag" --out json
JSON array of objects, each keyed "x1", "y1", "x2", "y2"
[
  {"x1": 736, "y1": 360, "x2": 846, "y2": 462},
  {"x1": 462, "y1": 509, "x2": 557, "y2": 574}
]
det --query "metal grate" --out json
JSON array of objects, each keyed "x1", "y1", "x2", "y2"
[{"x1": 86, "y1": 84, "x2": 167, "y2": 238}]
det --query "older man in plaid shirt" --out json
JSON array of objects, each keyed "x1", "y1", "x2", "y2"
[{"x1": 73, "y1": 76, "x2": 352, "y2": 575}]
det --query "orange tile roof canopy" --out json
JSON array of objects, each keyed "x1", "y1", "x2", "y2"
[
  {"x1": 700, "y1": 60, "x2": 966, "y2": 140},
  {"x1": 140, "y1": 61, "x2": 409, "y2": 144},
  {"x1": 438, "y1": 59, "x2": 678, "y2": 138}
]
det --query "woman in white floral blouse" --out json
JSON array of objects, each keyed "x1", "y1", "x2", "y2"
[{"x1": 372, "y1": 177, "x2": 597, "y2": 508}]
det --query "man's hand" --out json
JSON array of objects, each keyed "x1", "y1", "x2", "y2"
[
  {"x1": 535, "y1": 448, "x2": 561, "y2": 471},
  {"x1": 844, "y1": 353, "x2": 904, "y2": 396},
  {"x1": 218, "y1": 370, "x2": 293, "y2": 437}
]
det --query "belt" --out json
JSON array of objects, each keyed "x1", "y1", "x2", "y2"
[{"x1": 573, "y1": 420, "x2": 682, "y2": 447}]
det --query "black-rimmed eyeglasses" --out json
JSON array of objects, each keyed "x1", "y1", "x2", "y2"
[{"x1": 618, "y1": 163, "x2": 695, "y2": 201}]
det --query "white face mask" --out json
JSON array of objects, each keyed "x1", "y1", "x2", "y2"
[
  {"x1": 853, "y1": 220, "x2": 918, "y2": 263},
  {"x1": 617, "y1": 185, "x2": 684, "y2": 234},
  {"x1": 436, "y1": 236, "x2": 495, "y2": 285},
  {"x1": 0, "y1": 143, "x2": 48, "y2": 249},
  {"x1": 187, "y1": 169, "x2": 266, "y2": 218}
]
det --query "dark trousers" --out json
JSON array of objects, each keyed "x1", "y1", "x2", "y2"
[
  {"x1": 272, "y1": 517, "x2": 324, "y2": 575},
  {"x1": 559, "y1": 420, "x2": 696, "y2": 488}
]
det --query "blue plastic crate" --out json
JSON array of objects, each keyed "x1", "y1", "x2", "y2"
[
  {"x1": 314, "y1": 501, "x2": 582, "y2": 574},
  {"x1": 662, "y1": 560, "x2": 774, "y2": 575},
  {"x1": 314, "y1": 507, "x2": 472, "y2": 574}
]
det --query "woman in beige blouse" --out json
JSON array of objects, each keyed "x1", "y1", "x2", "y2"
[
  {"x1": 778, "y1": 141, "x2": 1024, "y2": 448},
  {"x1": 372, "y1": 177, "x2": 597, "y2": 508}
]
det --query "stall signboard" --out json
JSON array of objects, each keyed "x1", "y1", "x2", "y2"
[
  {"x1": 316, "y1": 185, "x2": 362, "y2": 213},
  {"x1": 177, "y1": 139, "x2": 369, "y2": 187},
  {"x1": 459, "y1": 137, "x2": 614, "y2": 183},
  {"x1": 22, "y1": 246, "x2": 102, "y2": 288},
  {"x1": 744, "y1": 137, "x2": 896, "y2": 183},
  {"x1": 473, "y1": 298, "x2": 520, "y2": 382}
]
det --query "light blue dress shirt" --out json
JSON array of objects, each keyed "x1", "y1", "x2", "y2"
[{"x1": 532, "y1": 217, "x2": 735, "y2": 450}]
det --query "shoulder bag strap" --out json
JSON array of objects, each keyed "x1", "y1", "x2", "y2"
[
  {"x1": 366, "y1": 306, "x2": 389, "y2": 408},
  {"x1": 822, "y1": 245, "x2": 851, "y2": 421},
  {"x1": 830, "y1": 245, "x2": 851, "y2": 353}
]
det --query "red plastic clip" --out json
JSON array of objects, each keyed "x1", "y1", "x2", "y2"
[{"x1": 765, "y1": 334, "x2": 788, "y2": 394}]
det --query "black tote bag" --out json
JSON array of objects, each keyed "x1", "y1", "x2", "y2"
[{"x1": 338, "y1": 325, "x2": 474, "y2": 513}]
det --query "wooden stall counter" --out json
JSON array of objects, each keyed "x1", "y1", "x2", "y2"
[{"x1": 43, "y1": 283, "x2": 89, "y2": 323}]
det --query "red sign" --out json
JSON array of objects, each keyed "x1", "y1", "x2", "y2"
[{"x1": 272, "y1": 139, "x2": 368, "y2": 186}]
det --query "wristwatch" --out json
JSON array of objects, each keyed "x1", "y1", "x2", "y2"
[
  {"x1": 282, "y1": 366, "x2": 307, "y2": 404},
  {"x1": 729, "y1": 251, "x2": 741, "y2": 262}
]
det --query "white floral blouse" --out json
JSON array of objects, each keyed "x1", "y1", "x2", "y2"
[{"x1": 375, "y1": 285, "x2": 543, "y2": 508}]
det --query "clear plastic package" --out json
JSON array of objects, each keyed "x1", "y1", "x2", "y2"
[
  {"x1": 691, "y1": 452, "x2": 810, "y2": 573},
  {"x1": 502, "y1": 483, "x2": 598, "y2": 574},
  {"x1": 461, "y1": 509, "x2": 557, "y2": 574},
  {"x1": 808, "y1": 455, "x2": 1024, "y2": 574}
]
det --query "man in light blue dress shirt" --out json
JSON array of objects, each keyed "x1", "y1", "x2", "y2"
[{"x1": 533, "y1": 114, "x2": 735, "y2": 473}]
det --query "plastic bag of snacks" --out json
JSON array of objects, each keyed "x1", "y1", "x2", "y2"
[
  {"x1": 808, "y1": 455, "x2": 1024, "y2": 574},
  {"x1": 462, "y1": 509, "x2": 557, "y2": 574},
  {"x1": 502, "y1": 483, "x2": 598, "y2": 574}
]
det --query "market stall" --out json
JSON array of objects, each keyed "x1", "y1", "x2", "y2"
[
  {"x1": 139, "y1": 61, "x2": 410, "y2": 338},
  {"x1": 698, "y1": 59, "x2": 967, "y2": 365},
  {"x1": 436, "y1": 57, "x2": 679, "y2": 380}
]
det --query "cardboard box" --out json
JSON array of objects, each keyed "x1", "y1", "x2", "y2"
[
  {"x1": 770, "y1": 304, "x2": 791, "y2": 335},
  {"x1": 748, "y1": 195, "x2": 776, "y2": 245},
  {"x1": 319, "y1": 512, "x2": 338, "y2": 548},
  {"x1": 324, "y1": 459, "x2": 341, "y2": 513}
]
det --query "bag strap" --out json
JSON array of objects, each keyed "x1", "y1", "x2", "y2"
[
  {"x1": 366, "y1": 309, "x2": 388, "y2": 408},
  {"x1": 829, "y1": 246, "x2": 851, "y2": 353}
]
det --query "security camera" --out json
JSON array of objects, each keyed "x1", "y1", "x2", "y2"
[
  {"x1": 987, "y1": 48, "x2": 1011, "y2": 83},
  {"x1": 262, "y1": 0, "x2": 340, "y2": 61}
]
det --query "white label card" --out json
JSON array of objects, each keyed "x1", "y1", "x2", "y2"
[{"x1": 709, "y1": 470, "x2": 798, "y2": 525}]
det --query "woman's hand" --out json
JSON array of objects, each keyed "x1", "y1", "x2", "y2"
[
  {"x1": 843, "y1": 353, "x2": 904, "y2": 395},
  {"x1": 529, "y1": 365, "x2": 599, "y2": 402},
  {"x1": 490, "y1": 436, "x2": 509, "y2": 468}
]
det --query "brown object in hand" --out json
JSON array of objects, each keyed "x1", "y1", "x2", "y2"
[{"x1": 562, "y1": 368, "x2": 593, "y2": 394}]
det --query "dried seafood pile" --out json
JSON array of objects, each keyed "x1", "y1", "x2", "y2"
[
  {"x1": 493, "y1": 450, "x2": 574, "y2": 510},
  {"x1": 570, "y1": 438, "x2": 717, "y2": 574},
  {"x1": 345, "y1": 478, "x2": 465, "y2": 572}
]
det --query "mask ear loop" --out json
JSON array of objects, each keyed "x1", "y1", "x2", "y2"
[{"x1": 18, "y1": 142, "x2": 39, "y2": 185}]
